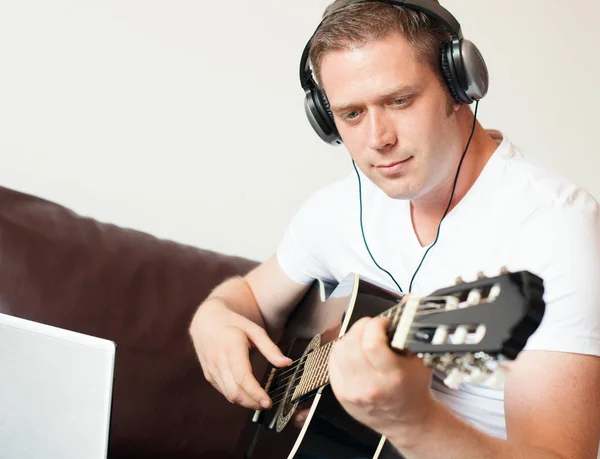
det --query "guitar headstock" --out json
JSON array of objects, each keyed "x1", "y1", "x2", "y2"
[{"x1": 388, "y1": 269, "x2": 545, "y2": 390}]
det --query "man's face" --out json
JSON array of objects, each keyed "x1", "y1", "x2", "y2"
[{"x1": 320, "y1": 33, "x2": 462, "y2": 201}]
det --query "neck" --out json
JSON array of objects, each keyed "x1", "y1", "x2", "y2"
[{"x1": 410, "y1": 112, "x2": 499, "y2": 246}]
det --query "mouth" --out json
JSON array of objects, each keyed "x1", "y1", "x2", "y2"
[{"x1": 375, "y1": 157, "x2": 412, "y2": 176}]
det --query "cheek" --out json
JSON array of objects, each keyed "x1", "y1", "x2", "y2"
[{"x1": 337, "y1": 124, "x2": 367, "y2": 153}]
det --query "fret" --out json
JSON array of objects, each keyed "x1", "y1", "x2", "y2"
[
  {"x1": 315, "y1": 344, "x2": 331, "y2": 388},
  {"x1": 305, "y1": 352, "x2": 318, "y2": 395},
  {"x1": 294, "y1": 354, "x2": 312, "y2": 400},
  {"x1": 293, "y1": 353, "x2": 313, "y2": 400},
  {"x1": 311, "y1": 346, "x2": 328, "y2": 393},
  {"x1": 310, "y1": 349, "x2": 323, "y2": 395},
  {"x1": 293, "y1": 342, "x2": 334, "y2": 401}
]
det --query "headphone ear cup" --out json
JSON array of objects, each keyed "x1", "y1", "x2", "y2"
[
  {"x1": 441, "y1": 39, "x2": 489, "y2": 105},
  {"x1": 319, "y1": 90, "x2": 335, "y2": 125},
  {"x1": 303, "y1": 87, "x2": 342, "y2": 145},
  {"x1": 457, "y1": 39, "x2": 489, "y2": 102},
  {"x1": 441, "y1": 42, "x2": 471, "y2": 104}
]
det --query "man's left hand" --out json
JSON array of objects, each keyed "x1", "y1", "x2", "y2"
[{"x1": 328, "y1": 316, "x2": 437, "y2": 438}]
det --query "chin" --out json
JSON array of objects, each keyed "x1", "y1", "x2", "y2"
[{"x1": 381, "y1": 186, "x2": 414, "y2": 200}]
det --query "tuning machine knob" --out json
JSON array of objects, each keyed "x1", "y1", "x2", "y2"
[
  {"x1": 485, "y1": 369, "x2": 506, "y2": 390},
  {"x1": 443, "y1": 368, "x2": 466, "y2": 390}
]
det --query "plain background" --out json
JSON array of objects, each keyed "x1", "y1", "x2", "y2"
[{"x1": 0, "y1": 1, "x2": 598, "y2": 262}]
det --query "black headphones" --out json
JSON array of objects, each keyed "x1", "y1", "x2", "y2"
[{"x1": 299, "y1": 0, "x2": 489, "y2": 145}]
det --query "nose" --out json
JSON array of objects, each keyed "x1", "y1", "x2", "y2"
[{"x1": 367, "y1": 108, "x2": 396, "y2": 151}]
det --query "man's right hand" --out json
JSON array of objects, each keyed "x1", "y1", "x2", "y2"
[{"x1": 190, "y1": 299, "x2": 292, "y2": 410}]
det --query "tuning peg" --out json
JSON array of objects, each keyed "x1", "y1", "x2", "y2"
[
  {"x1": 500, "y1": 266, "x2": 509, "y2": 275},
  {"x1": 453, "y1": 326, "x2": 469, "y2": 344},
  {"x1": 461, "y1": 353, "x2": 475, "y2": 365},
  {"x1": 431, "y1": 326, "x2": 449, "y2": 345},
  {"x1": 462, "y1": 368, "x2": 487, "y2": 385},
  {"x1": 485, "y1": 369, "x2": 506, "y2": 390},
  {"x1": 474, "y1": 351, "x2": 491, "y2": 363},
  {"x1": 477, "y1": 271, "x2": 487, "y2": 280},
  {"x1": 467, "y1": 289, "x2": 482, "y2": 306},
  {"x1": 443, "y1": 368, "x2": 465, "y2": 390},
  {"x1": 445, "y1": 296, "x2": 460, "y2": 310},
  {"x1": 488, "y1": 284, "x2": 501, "y2": 301},
  {"x1": 474, "y1": 324, "x2": 487, "y2": 343},
  {"x1": 421, "y1": 353, "x2": 436, "y2": 368},
  {"x1": 455, "y1": 276, "x2": 464, "y2": 285}
]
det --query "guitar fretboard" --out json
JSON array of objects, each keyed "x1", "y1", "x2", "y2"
[
  {"x1": 291, "y1": 341, "x2": 334, "y2": 401},
  {"x1": 291, "y1": 302, "x2": 405, "y2": 401}
]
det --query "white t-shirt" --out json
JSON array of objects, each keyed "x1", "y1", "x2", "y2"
[{"x1": 276, "y1": 131, "x2": 600, "y2": 439}]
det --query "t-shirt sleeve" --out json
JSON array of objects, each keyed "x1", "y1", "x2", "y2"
[
  {"x1": 276, "y1": 189, "x2": 336, "y2": 286},
  {"x1": 521, "y1": 193, "x2": 600, "y2": 357}
]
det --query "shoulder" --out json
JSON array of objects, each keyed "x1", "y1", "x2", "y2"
[
  {"x1": 291, "y1": 171, "x2": 360, "y2": 223},
  {"x1": 489, "y1": 133, "x2": 599, "y2": 224},
  {"x1": 488, "y1": 135, "x2": 600, "y2": 357}
]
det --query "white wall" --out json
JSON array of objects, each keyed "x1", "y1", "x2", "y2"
[{"x1": 0, "y1": 1, "x2": 598, "y2": 262}]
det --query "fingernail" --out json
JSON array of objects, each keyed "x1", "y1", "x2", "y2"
[
  {"x1": 297, "y1": 413, "x2": 307, "y2": 422},
  {"x1": 260, "y1": 399, "x2": 271, "y2": 409}
]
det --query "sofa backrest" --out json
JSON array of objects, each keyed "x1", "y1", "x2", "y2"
[{"x1": 0, "y1": 186, "x2": 259, "y2": 458}]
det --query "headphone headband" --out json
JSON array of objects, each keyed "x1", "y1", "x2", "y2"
[
  {"x1": 300, "y1": 0, "x2": 462, "y2": 90},
  {"x1": 336, "y1": 0, "x2": 463, "y2": 39}
]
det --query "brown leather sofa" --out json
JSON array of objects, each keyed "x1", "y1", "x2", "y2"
[{"x1": 0, "y1": 185, "x2": 262, "y2": 458}]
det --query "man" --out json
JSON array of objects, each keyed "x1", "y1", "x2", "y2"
[{"x1": 190, "y1": 1, "x2": 600, "y2": 458}]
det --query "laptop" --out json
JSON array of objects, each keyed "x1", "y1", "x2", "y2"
[{"x1": 0, "y1": 312, "x2": 116, "y2": 459}]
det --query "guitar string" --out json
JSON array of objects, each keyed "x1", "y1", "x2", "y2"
[
  {"x1": 265, "y1": 300, "x2": 486, "y2": 405},
  {"x1": 266, "y1": 331, "x2": 439, "y2": 407},
  {"x1": 266, "y1": 320, "x2": 451, "y2": 406},
  {"x1": 265, "y1": 304, "x2": 453, "y2": 394},
  {"x1": 265, "y1": 299, "x2": 452, "y2": 385},
  {"x1": 265, "y1": 298, "x2": 440, "y2": 384}
]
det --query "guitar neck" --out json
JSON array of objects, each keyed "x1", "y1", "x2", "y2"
[
  {"x1": 291, "y1": 340, "x2": 335, "y2": 401},
  {"x1": 291, "y1": 303, "x2": 404, "y2": 401}
]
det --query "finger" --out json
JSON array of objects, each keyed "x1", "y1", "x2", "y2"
[
  {"x1": 345, "y1": 317, "x2": 371, "y2": 338},
  {"x1": 361, "y1": 317, "x2": 403, "y2": 372},
  {"x1": 226, "y1": 344, "x2": 273, "y2": 409},
  {"x1": 294, "y1": 408, "x2": 311, "y2": 429},
  {"x1": 221, "y1": 368, "x2": 263, "y2": 409},
  {"x1": 330, "y1": 318, "x2": 371, "y2": 381},
  {"x1": 245, "y1": 323, "x2": 292, "y2": 368},
  {"x1": 198, "y1": 356, "x2": 228, "y2": 396}
]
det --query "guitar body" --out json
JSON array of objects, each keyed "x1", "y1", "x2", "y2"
[{"x1": 234, "y1": 273, "x2": 405, "y2": 459}]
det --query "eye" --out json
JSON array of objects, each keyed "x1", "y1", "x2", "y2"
[
  {"x1": 342, "y1": 110, "x2": 361, "y2": 121},
  {"x1": 392, "y1": 98, "x2": 408, "y2": 106}
]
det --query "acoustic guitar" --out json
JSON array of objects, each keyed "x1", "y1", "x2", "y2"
[{"x1": 235, "y1": 269, "x2": 545, "y2": 459}]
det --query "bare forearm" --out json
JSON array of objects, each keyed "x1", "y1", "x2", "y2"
[
  {"x1": 198, "y1": 276, "x2": 268, "y2": 330},
  {"x1": 388, "y1": 400, "x2": 566, "y2": 459}
]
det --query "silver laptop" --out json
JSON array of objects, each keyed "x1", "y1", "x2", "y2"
[{"x1": 0, "y1": 312, "x2": 116, "y2": 459}]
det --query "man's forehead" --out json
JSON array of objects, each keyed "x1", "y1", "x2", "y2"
[{"x1": 319, "y1": 35, "x2": 421, "y2": 85}]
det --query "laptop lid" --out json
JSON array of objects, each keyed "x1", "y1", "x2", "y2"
[{"x1": 0, "y1": 312, "x2": 116, "y2": 459}]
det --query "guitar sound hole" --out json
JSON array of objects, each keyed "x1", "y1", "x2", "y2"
[{"x1": 281, "y1": 397, "x2": 295, "y2": 418}]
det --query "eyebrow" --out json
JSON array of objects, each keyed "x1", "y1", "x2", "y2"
[{"x1": 330, "y1": 84, "x2": 423, "y2": 113}]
